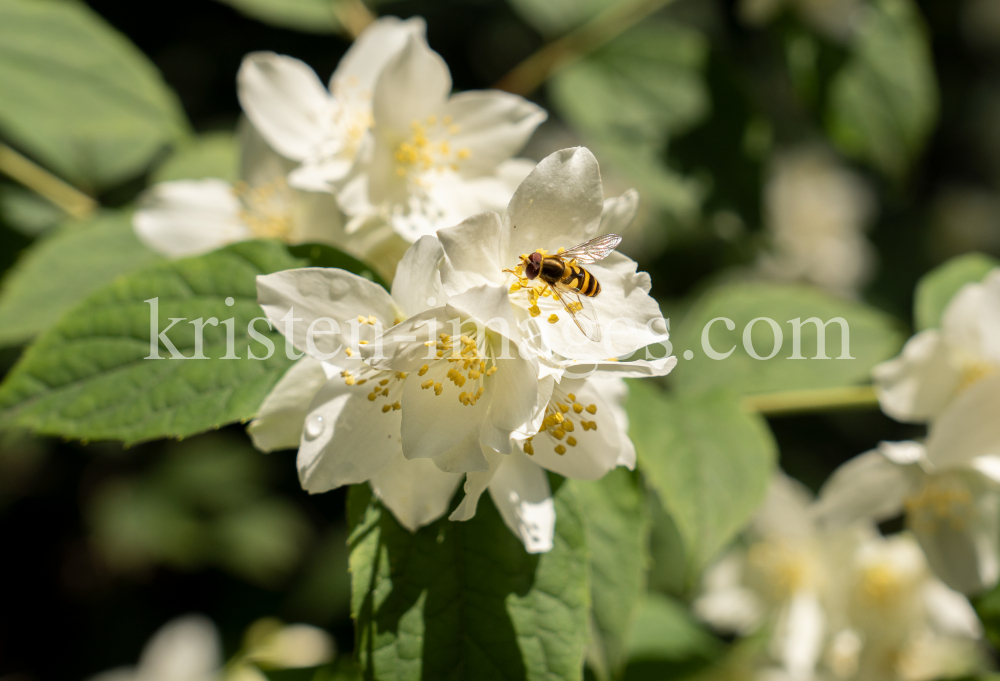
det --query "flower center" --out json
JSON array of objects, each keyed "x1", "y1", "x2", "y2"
[
  {"x1": 956, "y1": 357, "x2": 998, "y2": 394},
  {"x1": 903, "y1": 476, "x2": 973, "y2": 533},
  {"x1": 523, "y1": 390, "x2": 598, "y2": 456},
  {"x1": 416, "y1": 330, "x2": 498, "y2": 407},
  {"x1": 856, "y1": 563, "x2": 904, "y2": 609},
  {"x1": 394, "y1": 116, "x2": 470, "y2": 183},
  {"x1": 746, "y1": 541, "x2": 813, "y2": 600},
  {"x1": 233, "y1": 178, "x2": 293, "y2": 240},
  {"x1": 504, "y1": 249, "x2": 579, "y2": 320}
]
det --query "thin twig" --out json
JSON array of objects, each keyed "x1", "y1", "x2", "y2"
[
  {"x1": 494, "y1": 0, "x2": 678, "y2": 96},
  {"x1": 0, "y1": 143, "x2": 97, "y2": 220},
  {"x1": 742, "y1": 386, "x2": 880, "y2": 417},
  {"x1": 333, "y1": 0, "x2": 375, "y2": 39}
]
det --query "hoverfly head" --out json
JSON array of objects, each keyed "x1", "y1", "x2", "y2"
[{"x1": 524, "y1": 251, "x2": 542, "y2": 280}]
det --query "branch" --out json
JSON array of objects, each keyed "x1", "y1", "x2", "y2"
[
  {"x1": 742, "y1": 386, "x2": 880, "y2": 417},
  {"x1": 0, "y1": 143, "x2": 97, "y2": 220}
]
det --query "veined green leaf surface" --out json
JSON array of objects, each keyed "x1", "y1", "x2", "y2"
[
  {"x1": 0, "y1": 0, "x2": 190, "y2": 189},
  {"x1": 348, "y1": 481, "x2": 589, "y2": 681},
  {"x1": 0, "y1": 240, "x2": 300, "y2": 444}
]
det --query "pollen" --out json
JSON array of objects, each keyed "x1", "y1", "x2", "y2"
[
  {"x1": 368, "y1": 393, "x2": 377, "y2": 401},
  {"x1": 434, "y1": 383, "x2": 443, "y2": 396},
  {"x1": 510, "y1": 283, "x2": 521, "y2": 293},
  {"x1": 418, "y1": 364, "x2": 429, "y2": 376},
  {"x1": 358, "y1": 340, "x2": 369, "y2": 345},
  {"x1": 586, "y1": 404, "x2": 597, "y2": 414},
  {"x1": 529, "y1": 305, "x2": 541, "y2": 317},
  {"x1": 567, "y1": 393, "x2": 576, "y2": 401},
  {"x1": 345, "y1": 347, "x2": 354, "y2": 357},
  {"x1": 382, "y1": 404, "x2": 392, "y2": 413},
  {"x1": 548, "y1": 314, "x2": 559, "y2": 324},
  {"x1": 457, "y1": 147, "x2": 471, "y2": 159},
  {"x1": 573, "y1": 403, "x2": 584, "y2": 414},
  {"x1": 392, "y1": 401, "x2": 402, "y2": 410},
  {"x1": 558, "y1": 403, "x2": 569, "y2": 413},
  {"x1": 368, "y1": 316, "x2": 378, "y2": 325},
  {"x1": 486, "y1": 366, "x2": 497, "y2": 377},
  {"x1": 421, "y1": 379, "x2": 435, "y2": 389},
  {"x1": 567, "y1": 436, "x2": 577, "y2": 447},
  {"x1": 555, "y1": 444, "x2": 566, "y2": 455},
  {"x1": 524, "y1": 440, "x2": 534, "y2": 455}
]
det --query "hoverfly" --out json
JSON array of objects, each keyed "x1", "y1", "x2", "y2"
[{"x1": 515, "y1": 233, "x2": 623, "y2": 342}]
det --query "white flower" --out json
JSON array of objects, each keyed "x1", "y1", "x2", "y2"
[
  {"x1": 815, "y1": 376, "x2": 1000, "y2": 595},
  {"x1": 237, "y1": 17, "x2": 426, "y2": 190},
  {"x1": 133, "y1": 122, "x2": 407, "y2": 280},
  {"x1": 873, "y1": 269, "x2": 1000, "y2": 423},
  {"x1": 436, "y1": 146, "x2": 670, "y2": 364},
  {"x1": 336, "y1": 30, "x2": 546, "y2": 243},
  {"x1": 755, "y1": 147, "x2": 876, "y2": 298},
  {"x1": 86, "y1": 615, "x2": 221, "y2": 681},
  {"x1": 250, "y1": 236, "x2": 467, "y2": 531}
]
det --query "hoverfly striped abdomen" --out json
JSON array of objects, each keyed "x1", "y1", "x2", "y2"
[{"x1": 559, "y1": 263, "x2": 600, "y2": 297}]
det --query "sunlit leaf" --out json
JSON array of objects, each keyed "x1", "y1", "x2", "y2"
[
  {"x1": 0, "y1": 0, "x2": 190, "y2": 189},
  {"x1": 669, "y1": 283, "x2": 905, "y2": 396},
  {"x1": 348, "y1": 480, "x2": 589, "y2": 681},
  {"x1": 826, "y1": 0, "x2": 938, "y2": 179},
  {"x1": 572, "y1": 470, "x2": 649, "y2": 681},
  {"x1": 0, "y1": 210, "x2": 162, "y2": 348},
  {"x1": 0, "y1": 240, "x2": 299, "y2": 444},
  {"x1": 913, "y1": 252, "x2": 1000, "y2": 331},
  {"x1": 214, "y1": 0, "x2": 340, "y2": 33},
  {"x1": 628, "y1": 383, "x2": 776, "y2": 570},
  {"x1": 151, "y1": 132, "x2": 240, "y2": 184}
]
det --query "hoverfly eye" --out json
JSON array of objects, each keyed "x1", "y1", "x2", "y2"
[
  {"x1": 529, "y1": 252, "x2": 542, "y2": 265},
  {"x1": 525, "y1": 263, "x2": 540, "y2": 280}
]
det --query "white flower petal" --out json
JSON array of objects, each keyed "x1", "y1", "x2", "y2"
[
  {"x1": 500, "y1": 147, "x2": 604, "y2": 265},
  {"x1": 238, "y1": 53, "x2": 333, "y2": 161},
  {"x1": 926, "y1": 374, "x2": 1000, "y2": 469},
  {"x1": 775, "y1": 591, "x2": 825, "y2": 680},
  {"x1": 297, "y1": 379, "x2": 401, "y2": 491},
  {"x1": 872, "y1": 330, "x2": 962, "y2": 423},
  {"x1": 372, "y1": 32, "x2": 451, "y2": 138},
  {"x1": 331, "y1": 17, "x2": 426, "y2": 95},
  {"x1": 487, "y1": 450, "x2": 556, "y2": 553},
  {"x1": 239, "y1": 117, "x2": 297, "y2": 188},
  {"x1": 369, "y1": 450, "x2": 461, "y2": 531},
  {"x1": 813, "y1": 450, "x2": 914, "y2": 527},
  {"x1": 391, "y1": 235, "x2": 446, "y2": 316},
  {"x1": 288, "y1": 157, "x2": 355, "y2": 192},
  {"x1": 599, "y1": 188, "x2": 639, "y2": 236},
  {"x1": 449, "y1": 446, "x2": 505, "y2": 521},
  {"x1": 481, "y1": 351, "x2": 543, "y2": 454},
  {"x1": 922, "y1": 579, "x2": 983, "y2": 638},
  {"x1": 257, "y1": 268, "x2": 396, "y2": 361},
  {"x1": 445, "y1": 283, "x2": 524, "y2": 345},
  {"x1": 248, "y1": 357, "x2": 328, "y2": 452},
  {"x1": 753, "y1": 472, "x2": 815, "y2": 541},
  {"x1": 525, "y1": 378, "x2": 626, "y2": 479},
  {"x1": 134, "y1": 179, "x2": 247, "y2": 257},
  {"x1": 942, "y1": 271, "x2": 1000, "y2": 364},
  {"x1": 693, "y1": 586, "x2": 764, "y2": 636},
  {"x1": 438, "y1": 211, "x2": 506, "y2": 294},
  {"x1": 440, "y1": 90, "x2": 546, "y2": 177},
  {"x1": 137, "y1": 615, "x2": 221, "y2": 681},
  {"x1": 289, "y1": 188, "x2": 348, "y2": 246},
  {"x1": 910, "y1": 484, "x2": 1000, "y2": 595}
]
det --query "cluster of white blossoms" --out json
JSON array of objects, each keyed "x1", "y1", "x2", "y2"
[
  {"x1": 133, "y1": 17, "x2": 545, "y2": 280},
  {"x1": 86, "y1": 615, "x2": 332, "y2": 681},
  {"x1": 696, "y1": 473, "x2": 988, "y2": 681},
  {"x1": 756, "y1": 147, "x2": 876, "y2": 298},
  {"x1": 249, "y1": 147, "x2": 673, "y2": 552},
  {"x1": 814, "y1": 270, "x2": 1000, "y2": 596}
]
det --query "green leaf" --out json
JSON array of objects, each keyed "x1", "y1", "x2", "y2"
[
  {"x1": 572, "y1": 470, "x2": 649, "y2": 681},
  {"x1": 507, "y1": 0, "x2": 616, "y2": 36},
  {"x1": 348, "y1": 479, "x2": 590, "y2": 681},
  {"x1": 669, "y1": 283, "x2": 905, "y2": 397},
  {"x1": 628, "y1": 383, "x2": 776, "y2": 570},
  {"x1": 0, "y1": 0, "x2": 190, "y2": 190},
  {"x1": 914, "y1": 252, "x2": 1000, "y2": 331},
  {"x1": 0, "y1": 185, "x2": 64, "y2": 236},
  {"x1": 622, "y1": 593, "x2": 721, "y2": 681},
  {"x1": 825, "y1": 0, "x2": 938, "y2": 179},
  {"x1": 214, "y1": 0, "x2": 341, "y2": 33},
  {"x1": 256, "y1": 660, "x2": 362, "y2": 681},
  {"x1": 549, "y1": 21, "x2": 709, "y2": 220},
  {"x1": 0, "y1": 240, "x2": 300, "y2": 444},
  {"x1": 151, "y1": 132, "x2": 240, "y2": 184},
  {"x1": 287, "y1": 243, "x2": 389, "y2": 291},
  {"x1": 0, "y1": 210, "x2": 163, "y2": 347},
  {"x1": 974, "y1": 577, "x2": 1000, "y2": 649}
]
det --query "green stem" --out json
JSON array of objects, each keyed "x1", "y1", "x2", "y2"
[
  {"x1": 494, "y1": 0, "x2": 678, "y2": 96},
  {"x1": 0, "y1": 143, "x2": 97, "y2": 220},
  {"x1": 332, "y1": 0, "x2": 375, "y2": 39},
  {"x1": 742, "y1": 385, "x2": 880, "y2": 416}
]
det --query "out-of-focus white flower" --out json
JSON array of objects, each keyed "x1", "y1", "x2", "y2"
[
  {"x1": 437, "y1": 147, "x2": 670, "y2": 364},
  {"x1": 695, "y1": 473, "x2": 849, "y2": 681},
  {"x1": 86, "y1": 615, "x2": 222, "y2": 681},
  {"x1": 756, "y1": 147, "x2": 876, "y2": 297},
  {"x1": 241, "y1": 618, "x2": 334, "y2": 671},
  {"x1": 815, "y1": 376, "x2": 1000, "y2": 595},
  {"x1": 134, "y1": 123, "x2": 405, "y2": 280},
  {"x1": 237, "y1": 17, "x2": 426, "y2": 191},
  {"x1": 873, "y1": 269, "x2": 1000, "y2": 423},
  {"x1": 739, "y1": 0, "x2": 864, "y2": 40}
]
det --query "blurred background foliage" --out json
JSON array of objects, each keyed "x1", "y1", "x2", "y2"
[{"x1": 1, "y1": 0, "x2": 999, "y2": 678}]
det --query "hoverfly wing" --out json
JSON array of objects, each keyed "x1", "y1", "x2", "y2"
[
  {"x1": 559, "y1": 234, "x2": 622, "y2": 264},
  {"x1": 550, "y1": 284, "x2": 602, "y2": 342}
]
